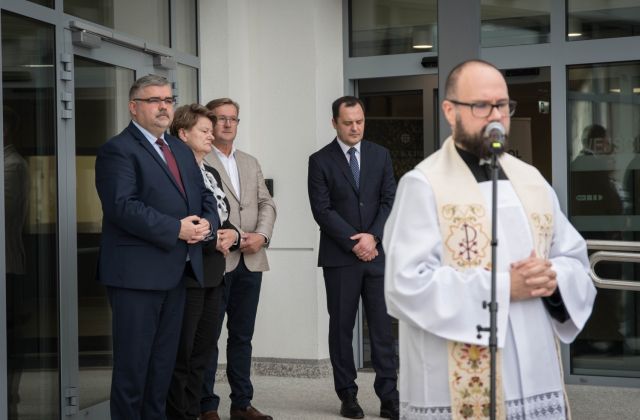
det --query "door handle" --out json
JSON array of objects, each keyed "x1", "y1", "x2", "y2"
[{"x1": 587, "y1": 240, "x2": 640, "y2": 291}]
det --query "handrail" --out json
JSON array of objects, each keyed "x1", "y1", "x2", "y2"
[{"x1": 586, "y1": 240, "x2": 640, "y2": 291}]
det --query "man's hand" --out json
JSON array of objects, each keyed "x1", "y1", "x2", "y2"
[
  {"x1": 216, "y1": 228, "x2": 238, "y2": 256},
  {"x1": 239, "y1": 232, "x2": 266, "y2": 254},
  {"x1": 351, "y1": 233, "x2": 378, "y2": 262},
  {"x1": 179, "y1": 215, "x2": 211, "y2": 244},
  {"x1": 510, "y1": 251, "x2": 557, "y2": 301}
]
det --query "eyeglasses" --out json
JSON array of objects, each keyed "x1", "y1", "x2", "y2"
[
  {"x1": 133, "y1": 96, "x2": 177, "y2": 106},
  {"x1": 447, "y1": 99, "x2": 517, "y2": 118},
  {"x1": 215, "y1": 116, "x2": 240, "y2": 125}
]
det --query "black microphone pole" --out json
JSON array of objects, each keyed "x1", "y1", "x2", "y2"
[{"x1": 476, "y1": 122, "x2": 505, "y2": 420}]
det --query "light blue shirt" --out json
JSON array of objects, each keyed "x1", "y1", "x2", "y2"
[
  {"x1": 132, "y1": 120, "x2": 168, "y2": 163},
  {"x1": 336, "y1": 137, "x2": 361, "y2": 166}
]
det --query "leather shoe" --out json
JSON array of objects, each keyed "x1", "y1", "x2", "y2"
[
  {"x1": 380, "y1": 399, "x2": 400, "y2": 420},
  {"x1": 340, "y1": 394, "x2": 364, "y2": 419},
  {"x1": 230, "y1": 405, "x2": 273, "y2": 420},
  {"x1": 200, "y1": 410, "x2": 221, "y2": 420}
]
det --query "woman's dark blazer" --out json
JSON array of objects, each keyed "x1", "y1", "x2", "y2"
[{"x1": 186, "y1": 164, "x2": 239, "y2": 288}]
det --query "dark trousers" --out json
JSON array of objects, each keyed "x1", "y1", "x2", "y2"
[
  {"x1": 323, "y1": 262, "x2": 398, "y2": 402},
  {"x1": 167, "y1": 283, "x2": 224, "y2": 420},
  {"x1": 200, "y1": 257, "x2": 263, "y2": 412},
  {"x1": 107, "y1": 279, "x2": 186, "y2": 420}
]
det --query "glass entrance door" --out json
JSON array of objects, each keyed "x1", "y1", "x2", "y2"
[
  {"x1": 73, "y1": 56, "x2": 135, "y2": 414},
  {"x1": 567, "y1": 60, "x2": 640, "y2": 385},
  {"x1": 63, "y1": 31, "x2": 170, "y2": 419},
  {"x1": 2, "y1": 11, "x2": 60, "y2": 420}
]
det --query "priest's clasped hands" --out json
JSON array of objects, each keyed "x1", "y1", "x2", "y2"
[{"x1": 509, "y1": 250, "x2": 557, "y2": 301}]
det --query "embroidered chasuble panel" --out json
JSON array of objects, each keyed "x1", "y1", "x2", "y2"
[{"x1": 416, "y1": 137, "x2": 553, "y2": 420}]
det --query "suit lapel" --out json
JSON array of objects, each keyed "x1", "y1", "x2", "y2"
[
  {"x1": 358, "y1": 140, "x2": 370, "y2": 196},
  {"x1": 328, "y1": 139, "x2": 358, "y2": 194},
  {"x1": 128, "y1": 123, "x2": 187, "y2": 201},
  {"x1": 204, "y1": 151, "x2": 239, "y2": 203}
]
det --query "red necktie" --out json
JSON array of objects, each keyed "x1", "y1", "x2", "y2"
[{"x1": 156, "y1": 138, "x2": 186, "y2": 196}]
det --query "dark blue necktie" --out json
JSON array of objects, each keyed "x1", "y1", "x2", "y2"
[{"x1": 348, "y1": 147, "x2": 359, "y2": 189}]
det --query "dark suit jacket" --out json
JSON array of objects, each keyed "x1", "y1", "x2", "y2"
[
  {"x1": 186, "y1": 164, "x2": 240, "y2": 289},
  {"x1": 308, "y1": 138, "x2": 396, "y2": 267},
  {"x1": 95, "y1": 121, "x2": 219, "y2": 290}
]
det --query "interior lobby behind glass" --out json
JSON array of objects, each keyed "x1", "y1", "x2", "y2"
[
  {"x1": 568, "y1": 61, "x2": 640, "y2": 378},
  {"x1": 2, "y1": 11, "x2": 60, "y2": 420},
  {"x1": 567, "y1": 0, "x2": 640, "y2": 41}
]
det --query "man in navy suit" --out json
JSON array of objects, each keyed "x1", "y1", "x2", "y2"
[
  {"x1": 308, "y1": 96, "x2": 399, "y2": 419},
  {"x1": 95, "y1": 74, "x2": 219, "y2": 420}
]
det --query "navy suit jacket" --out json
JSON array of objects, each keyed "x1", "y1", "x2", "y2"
[
  {"x1": 95, "y1": 121, "x2": 219, "y2": 290},
  {"x1": 308, "y1": 138, "x2": 396, "y2": 267}
]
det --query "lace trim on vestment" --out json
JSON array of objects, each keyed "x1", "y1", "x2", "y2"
[{"x1": 400, "y1": 391, "x2": 566, "y2": 420}]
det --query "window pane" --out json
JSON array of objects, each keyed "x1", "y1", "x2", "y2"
[
  {"x1": 2, "y1": 12, "x2": 59, "y2": 419},
  {"x1": 177, "y1": 64, "x2": 198, "y2": 106},
  {"x1": 568, "y1": 61, "x2": 640, "y2": 378},
  {"x1": 74, "y1": 56, "x2": 134, "y2": 409},
  {"x1": 26, "y1": 0, "x2": 53, "y2": 7},
  {"x1": 349, "y1": 0, "x2": 437, "y2": 57},
  {"x1": 360, "y1": 90, "x2": 424, "y2": 180},
  {"x1": 481, "y1": 0, "x2": 550, "y2": 47},
  {"x1": 175, "y1": 0, "x2": 198, "y2": 55},
  {"x1": 64, "y1": 0, "x2": 170, "y2": 47},
  {"x1": 567, "y1": 0, "x2": 640, "y2": 41}
]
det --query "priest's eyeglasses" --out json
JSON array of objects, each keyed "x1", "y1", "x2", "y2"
[{"x1": 447, "y1": 99, "x2": 517, "y2": 118}]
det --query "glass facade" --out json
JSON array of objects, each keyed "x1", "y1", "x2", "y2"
[
  {"x1": 177, "y1": 64, "x2": 199, "y2": 106},
  {"x1": 346, "y1": 0, "x2": 640, "y2": 388},
  {"x1": 349, "y1": 0, "x2": 437, "y2": 57},
  {"x1": 568, "y1": 61, "x2": 640, "y2": 378},
  {"x1": 567, "y1": 0, "x2": 640, "y2": 41},
  {"x1": 2, "y1": 12, "x2": 60, "y2": 419},
  {"x1": 0, "y1": 2, "x2": 199, "y2": 418},
  {"x1": 26, "y1": 0, "x2": 53, "y2": 7},
  {"x1": 176, "y1": 0, "x2": 198, "y2": 55},
  {"x1": 64, "y1": 0, "x2": 171, "y2": 47},
  {"x1": 481, "y1": 0, "x2": 550, "y2": 47}
]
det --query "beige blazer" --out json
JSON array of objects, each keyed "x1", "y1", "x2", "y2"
[{"x1": 205, "y1": 149, "x2": 276, "y2": 272}]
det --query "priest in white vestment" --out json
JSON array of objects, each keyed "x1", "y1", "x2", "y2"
[{"x1": 383, "y1": 60, "x2": 596, "y2": 420}]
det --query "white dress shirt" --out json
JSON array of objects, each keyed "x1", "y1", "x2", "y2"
[{"x1": 212, "y1": 144, "x2": 240, "y2": 198}]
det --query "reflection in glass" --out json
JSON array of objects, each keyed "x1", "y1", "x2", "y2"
[
  {"x1": 568, "y1": 61, "x2": 640, "y2": 378},
  {"x1": 64, "y1": 0, "x2": 170, "y2": 47},
  {"x1": 567, "y1": 0, "x2": 640, "y2": 41},
  {"x1": 349, "y1": 0, "x2": 437, "y2": 57},
  {"x1": 481, "y1": 0, "x2": 550, "y2": 47},
  {"x1": 175, "y1": 0, "x2": 198, "y2": 55},
  {"x1": 504, "y1": 67, "x2": 552, "y2": 181},
  {"x1": 74, "y1": 57, "x2": 134, "y2": 409},
  {"x1": 2, "y1": 12, "x2": 59, "y2": 419},
  {"x1": 361, "y1": 90, "x2": 424, "y2": 180},
  {"x1": 26, "y1": 0, "x2": 53, "y2": 7},
  {"x1": 177, "y1": 64, "x2": 198, "y2": 106}
]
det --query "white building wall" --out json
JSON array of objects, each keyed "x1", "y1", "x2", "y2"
[{"x1": 199, "y1": 0, "x2": 343, "y2": 364}]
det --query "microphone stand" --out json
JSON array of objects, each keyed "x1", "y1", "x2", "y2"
[{"x1": 476, "y1": 143, "x2": 502, "y2": 420}]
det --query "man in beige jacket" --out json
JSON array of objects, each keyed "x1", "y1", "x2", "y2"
[{"x1": 200, "y1": 98, "x2": 276, "y2": 420}]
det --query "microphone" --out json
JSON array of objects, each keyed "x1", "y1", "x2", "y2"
[{"x1": 484, "y1": 121, "x2": 505, "y2": 154}]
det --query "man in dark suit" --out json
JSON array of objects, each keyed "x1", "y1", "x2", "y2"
[
  {"x1": 95, "y1": 75, "x2": 219, "y2": 420},
  {"x1": 308, "y1": 96, "x2": 399, "y2": 420}
]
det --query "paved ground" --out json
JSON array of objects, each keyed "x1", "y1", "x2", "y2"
[{"x1": 212, "y1": 372, "x2": 640, "y2": 420}]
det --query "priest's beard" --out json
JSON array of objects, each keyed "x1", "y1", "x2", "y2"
[{"x1": 454, "y1": 115, "x2": 508, "y2": 159}]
